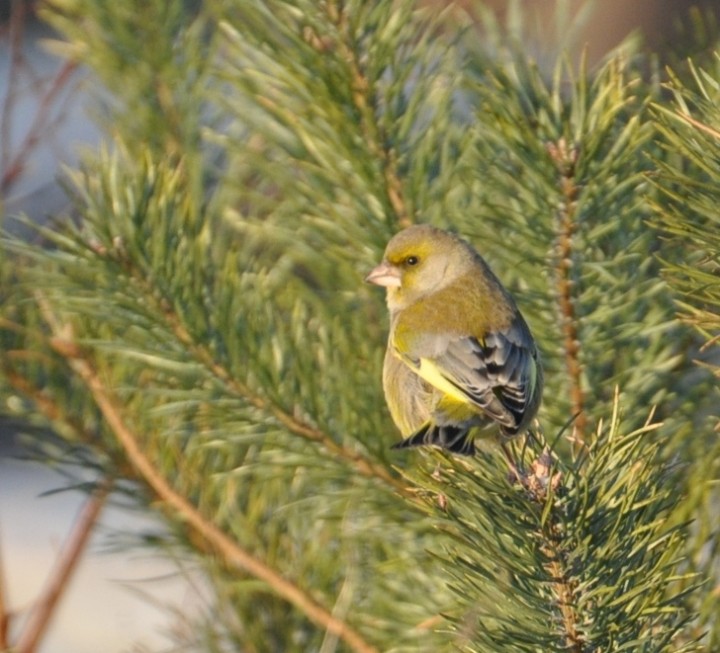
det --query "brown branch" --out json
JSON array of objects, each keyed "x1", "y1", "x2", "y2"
[
  {"x1": 0, "y1": 534, "x2": 9, "y2": 650},
  {"x1": 526, "y1": 453, "x2": 584, "y2": 652},
  {"x1": 543, "y1": 499, "x2": 583, "y2": 652},
  {"x1": 0, "y1": 0, "x2": 26, "y2": 184},
  {"x1": 4, "y1": 352, "x2": 118, "y2": 653},
  {"x1": 545, "y1": 550, "x2": 583, "y2": 652},
  {"x1": 73, "y1": 246, "x2": 408, "y2": 496},
  {"x1": 45, "y1": 335, "x2": 379, "y2": 653},
  {"x1": 0, "y1": 0, "x2": 79, "y2": 194},
  {"x1": 547, "y1": 138, "x2": 587, "y2": 448},
  {"x1": 4, "y1": 305, "x2": 382, "y2": 652},
  {"x1": 1, "y1": 59, "x2": 79, "y2": 193},
  {"x1": 14, "y1": 477, "x2": 112, "y2": 653}
]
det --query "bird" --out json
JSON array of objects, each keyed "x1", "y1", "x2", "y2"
[{"x1": 365, "y1": 224, "x2": 542, "y2": 456}]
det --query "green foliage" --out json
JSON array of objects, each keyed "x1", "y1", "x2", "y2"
[
  {"x1": 3, "y1": 146, "x2": 452, "y2": 650},
  {"x1": 406, "y1": 408, "x2": 696, "y2": 652},
  {"x1": 44, "y1": 0, "x2": 211, "y2": 157},
  {"x1": 446, "y1": 39, "x2": 707, "y2": 446},
  {"x1": 651, "y1": 54, "x2": 720, "y2": 650},
  {"x1": 1, "y1": 0, "x2": 719, "y2": 651},
  {"x1": 653, "y1": 57, "x2": 720, "y2": 342}
]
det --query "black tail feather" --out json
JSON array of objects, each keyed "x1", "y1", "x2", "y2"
[{"x1": 392, "y1": 422, "x2": 476, "y2": 456}]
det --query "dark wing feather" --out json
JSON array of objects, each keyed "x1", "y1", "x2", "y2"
[
  {"x1": 391, "y1": 422, "x2": 476, "y2": 455},
  {"x1": 432, "y1": 321, "x2": 539, "y2": 436}
]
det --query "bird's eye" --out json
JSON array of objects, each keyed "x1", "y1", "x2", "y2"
[{"x1": 405, "y1": 256, "x2": 419, "y2": 266}]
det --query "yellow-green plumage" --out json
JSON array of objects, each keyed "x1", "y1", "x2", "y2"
[{"x1": 367, "y1": 224, "x2": 543, "y2": 455}]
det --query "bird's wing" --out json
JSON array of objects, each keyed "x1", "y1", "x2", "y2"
[{"x1": 405, "y1": 322, "x2": 538, "y2": 433}]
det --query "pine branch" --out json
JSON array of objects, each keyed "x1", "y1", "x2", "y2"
[
  {"x1": 5, "y1": 349, "x2": 383, "y2": 653},
  {"x1": 458, "y1": 45, "x2": 699, "y2": 450},
  {"x1": 2, "y1": 361, "x2": 88, "y2": 439},
  {"x1": 322, "y1": 0, "x2": 410, "y2": 227},
  {"x1": 167, "y1": 303, "x2": 409, "y2": 495},
  {"x1": 3, "y1": 1, "x2": 717, "y2": 649},
  {"x1": 408, "y1": 395, "x2": 696, "y2": 652},
  {"x1": 214, "y1": 0, "x2": 451, "y2": 239},
  {"x1": 534, "y1": 464, "x2": 583, "y2": 651},
  {"x1": 109, "y1": 249, "x2": 411, "y2": 497},
  {"x1": 4, "y1": 333, "x2": 391, "y2": 650},
  {"x1": 45, "y1": 329, "x2": 379, "y2": 653},
  {"x1": 546, "y1": 138, "x2": 587, "y2": 448}
]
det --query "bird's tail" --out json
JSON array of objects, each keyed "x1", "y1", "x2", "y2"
[{"x1": 392, "y1": 422, "x2": 475, "y2": 456}]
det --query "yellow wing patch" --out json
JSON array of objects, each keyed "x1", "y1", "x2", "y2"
[{"x1": 415, "y1": 357, "x2": 469, "y2": 405}]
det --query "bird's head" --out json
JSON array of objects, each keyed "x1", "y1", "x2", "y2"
[{"x1": 366, "y1": 225, "x2": 473, "y2": 312}]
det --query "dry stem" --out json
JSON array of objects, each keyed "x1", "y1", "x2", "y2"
[
  {"x1": 15, "y1": 478, "x2": 112, "y2": 653},
  {"x1": 0, "y1": 1, "x2": 79, "y2": 194},
  {"x1": 0, "y1": 537, "x2": 8, "y2": 650}
]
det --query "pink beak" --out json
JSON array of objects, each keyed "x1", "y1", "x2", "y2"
[{"x1": 365, "y1": 261, "x2": 401, "y2": 288}]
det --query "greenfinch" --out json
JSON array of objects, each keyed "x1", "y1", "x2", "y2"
[{"x1": 366, "y1": 224, "x2": 543, "y2": 455}]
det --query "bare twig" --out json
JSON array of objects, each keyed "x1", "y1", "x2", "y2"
[
  {"x1": 14, "y1": 477, "x2": 112, "y2": 653},
  {"x1": 45, "y1": 334, "x2": 379, "y2": 653},
  {"x1": 8, "y1": 60, "x2": 79, "y2": 189},
  {"x1": 0, "y1": 0, "x2": 80, "y2": 195},
  {"x1": 0, "y1": 0, "x2": 26, "y2": 182},
  {"x1": 3, "y1": 346, "x2": 113, "y2": 653},
  {"x1": 1, "y1": 57, "x2": 79, "y2": 194},
  {"x1": 0, "y1": 534, "x2": 9, "y2": 650}
]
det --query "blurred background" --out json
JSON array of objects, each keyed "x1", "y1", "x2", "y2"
[
  {"x1": 470, "y1": 0, "x2": 720, "y2": 61},
  {"x1": 2, "y1": 1, "x2": 719, "y2": 651}
]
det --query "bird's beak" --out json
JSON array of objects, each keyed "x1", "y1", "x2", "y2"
[{"x1": 365, "y1": 262, "x2": 401, "y2": 288}]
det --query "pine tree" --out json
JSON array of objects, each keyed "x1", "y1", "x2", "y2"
[{"x1": 1, "y1": 1, "x2": 718, "y2": 651}]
